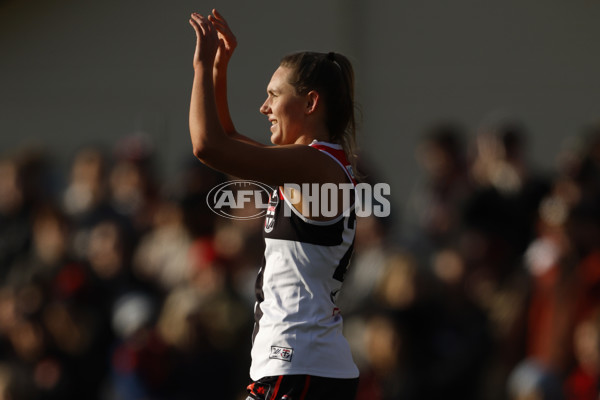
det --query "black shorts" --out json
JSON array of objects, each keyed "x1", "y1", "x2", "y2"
[{"x1": 246, "y1": 374, "x2": 359, "y2": 400}]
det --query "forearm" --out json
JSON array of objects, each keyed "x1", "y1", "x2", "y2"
[
  {"x1": 213, "y1": 65, "x2": 237, "y2": 136},
  {"x1": 212, "y1": 65, "x2": 266, "y2": 147},
  {"x1": 189, "y1": 66, "x2": 227, "y2": 159}
]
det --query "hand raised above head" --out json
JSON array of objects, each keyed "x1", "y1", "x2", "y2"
[
  {"x1": 189, "y1": 12, "x2": 220, "y2": 70},
  {"x1": 208, "y1": 9, "x2": 237, "y2": 68}
]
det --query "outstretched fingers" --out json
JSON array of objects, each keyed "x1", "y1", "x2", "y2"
[
  {"x1": 189, "y1": 14, "x2": 201, "y2": 35},
  {"x1": 210, "y1": 9, "x2": 229, "y2": 28},
  {"x1": 209, "y1": 10, "x2": 236, "y2": 41},
  {"x1": 191, "y1": 13, "x2": 208, "y2": 35},
  {"x1": 193, "y1": 13, "x2": 220, "y2": 41},
  {"x1": 208, "y1": 12, "x2": 237, "y2": 64},
  {"x1": 189, "y1": 12, "x2": 220, "y2": 68},
  {"x1": 211, "y1": 8, "x2": 225, "y2": 21}
]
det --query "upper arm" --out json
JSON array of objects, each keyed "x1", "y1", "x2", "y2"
[
  {"x1": 228, "y1": 131, "x2": 267, "y2": 147},
  {"x1": 194, "y1": 136, "x2": 345, "y2": 186}
]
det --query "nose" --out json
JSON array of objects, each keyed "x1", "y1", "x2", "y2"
[{"x1": 260, "y1": 98, "x2": 270, "y2": 115}]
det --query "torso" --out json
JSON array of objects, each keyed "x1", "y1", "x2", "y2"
[{"x1": 250, "y1": 141, "x2": 359, "y2": 380}]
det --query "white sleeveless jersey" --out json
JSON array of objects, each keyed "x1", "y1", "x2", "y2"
[{"x1": 250, "y1": 141, "x2": 359, "y2": 380}]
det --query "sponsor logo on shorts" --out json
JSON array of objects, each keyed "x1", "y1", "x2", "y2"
[{"x1": 269, "y1": 346, "x2": 293, "y2": 362}]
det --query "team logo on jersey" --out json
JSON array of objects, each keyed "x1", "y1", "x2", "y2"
[
  {"x1": 269, "y1": 346, "x2": 293, "y2": 362},
  {"x1": 346, "y1": 165, "x2": 355, "y2": 180},
  {"x1": 264, "y1": 189, "x2": 279, "y2": 233},
  {"x1": 206, "y1": 180, "x2": 273, "y2": 220}
]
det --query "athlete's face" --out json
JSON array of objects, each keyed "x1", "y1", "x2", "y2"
[{"x1": 260, "y1": 66, "x2": 308, "y2": 145}]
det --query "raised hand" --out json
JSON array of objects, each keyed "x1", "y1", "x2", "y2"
[
  {"x1": 189, "y1": 13, "x2": 220, "y2": 70},
  {"x1": 208, "y1": 9, "x2": 237, "y2": 68}
]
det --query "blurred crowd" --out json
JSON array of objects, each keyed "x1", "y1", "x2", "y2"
[{"x1": 0, "y1": 119, "x2": 599, "y2": 400}]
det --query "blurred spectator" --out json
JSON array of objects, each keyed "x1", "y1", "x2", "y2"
[
  {"x1": 356, "y1": 313, "x2": 406, "y2": 400},
  {"x1": 62, "y1": 147, "x2": 109, "y2": 220},
  {"x1": 557, "y1": 122, "x2": 600, "y2": 201},
  {"x1": 176, "y1": 161, "x2": 226, "y2": 238},
  {"x1": 507, "y1": 358, "x2": 564, "y2": 400},
  {"x1": 564, "y1": 308, "x2": 600, "y2": 400},
  {"x1": 109, "y1": 133, "x2": 160, "y2": 236},
  {"x1": 0, "y1": 156, "x2": 31, "y2": 282},
  {"x1": 465, "y1": 120, "x2": 550, "y2": 280},
  {"x1": 6, "y1": 205, "x2": 69, "y2": 287},
  {"x1": 133, "y1": 199, "x2": 193, "y2": 293},
  {"x1": 338, "y1": 214, "x2": 391, "y2": 316},
  {"x1": 403, "y1": 122, "x2": 471, "y2": 259}
]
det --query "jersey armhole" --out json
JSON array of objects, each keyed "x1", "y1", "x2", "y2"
[{"x1": 311, "y1": 146, "x2": 356, "y2": 186}]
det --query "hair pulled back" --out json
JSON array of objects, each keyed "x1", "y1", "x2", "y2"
[{"x1": 280, "y1": 51, "x2": 359, "y2": 178}]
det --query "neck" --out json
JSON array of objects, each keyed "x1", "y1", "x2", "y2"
[{"x1": 294, "y1": 124, "x2": 330, "y2": 145}]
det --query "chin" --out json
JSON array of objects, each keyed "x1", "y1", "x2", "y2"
[{"x1": 270, "y1": 133, "x2": 282, "y2": 145}]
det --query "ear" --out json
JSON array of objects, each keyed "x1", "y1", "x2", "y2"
[{"x1": 305, "y1": 90, "x2": 320, "y2": 115}]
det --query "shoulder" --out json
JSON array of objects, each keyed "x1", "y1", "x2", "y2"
[{"x1": 309, "y1": 141, "x2": 356, "y2": 185}]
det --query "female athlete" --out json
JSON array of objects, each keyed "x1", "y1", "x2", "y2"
[{"x1": 189, "y1": 9, "x2": 360, "y2": 400}]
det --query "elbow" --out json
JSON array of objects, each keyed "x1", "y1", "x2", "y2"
[
  {"x1": 192, "y1": 135, "x2": 220, "y2": 162},
  {"x1": 190, "y1": 129, "x2": 209, "y2": 159},
  {"x1": 192, "y1": 142, "x2": 208, "y2": 160},
  {"x1": 190, "y1": 125, "x2": 226, "y2": 162}
]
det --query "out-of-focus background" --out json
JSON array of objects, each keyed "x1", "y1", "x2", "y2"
[{"x1": 1, "y1": 1, "x2": 600, "y2": 399}]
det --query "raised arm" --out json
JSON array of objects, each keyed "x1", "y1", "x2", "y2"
[
  {"x1": 208, "y1": 9, "x2": 236, "y2": 135},
  {"x1": 208, "y1": 10, "x2": 264, "y2": 146},
  {"x1": 188, "y1": 13, "x2": 346, "y2": 187},
  {"x1": 189, "y1": 13, "x2": 224, "y2": 156}
]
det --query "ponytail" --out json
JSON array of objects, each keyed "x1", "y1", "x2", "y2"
[{"x1": 280, "y1": 51, "x2": 361, "y2": 180}]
